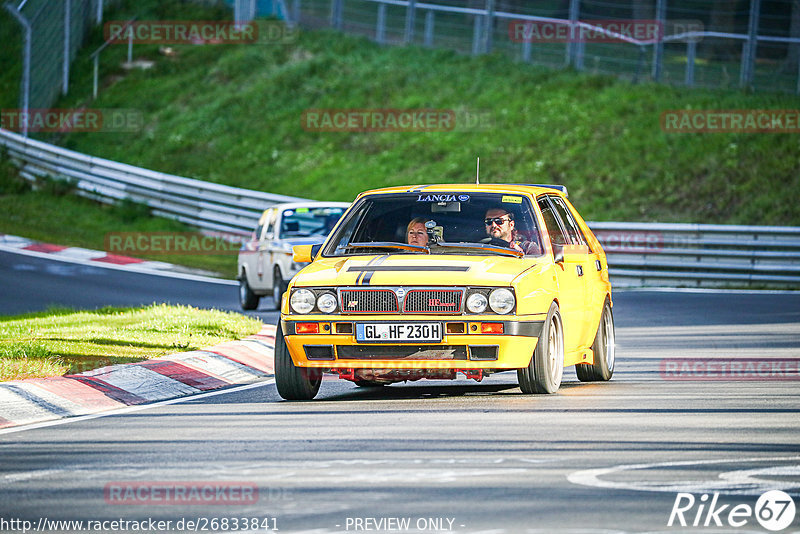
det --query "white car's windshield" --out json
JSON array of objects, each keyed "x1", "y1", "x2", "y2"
[
  {"x1": 280, "y1": 206, "x2": 347, "y2": 238},
  {"x1": 324, "y1": 192, "x2": 543, "y2": 257}
]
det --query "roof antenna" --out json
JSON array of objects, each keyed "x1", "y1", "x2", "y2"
[{"x1": 476, "y1": 157, "x2": 480, "y2": 185}]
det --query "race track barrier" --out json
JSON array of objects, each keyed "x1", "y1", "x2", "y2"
[{"x1": 2, "y1": 128, "x2": 798, "y2": 288}]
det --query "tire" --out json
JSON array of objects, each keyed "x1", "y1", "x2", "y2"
[
  {"x1": 239, "y1": 276, "x2": 259, "y2": 310},
  {"x1": 576, "y1": 299, "x2": 615, "y2": 382},
  {"x1": 272, "y1": 268, "x2": 287, "y2": 311},
  {"x1": 274, "y1": 326, "x2": 322, "y2": 401},
  {"x1": 517, "y1": 302, "x2": 564, "y2": 394}
]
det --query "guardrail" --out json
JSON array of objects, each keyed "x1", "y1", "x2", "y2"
[
  {"x1": 1, "y1": 128, "x2": 798, "y2": 288},
  {"x1": 0, "y1": 128, "x2": 303, "y2": 235}
]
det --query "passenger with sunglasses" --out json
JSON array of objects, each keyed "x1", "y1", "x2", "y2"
[{"x1": 483, "y1": 208, "x2": 539, "y2": 254}]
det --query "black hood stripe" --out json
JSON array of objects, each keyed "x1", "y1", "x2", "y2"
[
  {"x1": 361, "y1": 255, "x2": 389, "y2": 284},
  {"x1": 348, "y1": 265, "x2": 471, "y2": 273}
]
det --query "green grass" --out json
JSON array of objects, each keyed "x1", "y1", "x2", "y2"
[
  {"x1": 0, "y1": 158, "x2": 240, "y2": 278},
  {"x1": 44, "y1": 20, "x2": 798, "y2": 226},
  {"x1": 0, "y1": 304, "x2": 262, "y2": 381}
]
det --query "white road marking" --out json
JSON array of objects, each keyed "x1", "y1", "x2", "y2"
[{"x1": 568, "y1": 456, "x2": 800, "y2": 496}]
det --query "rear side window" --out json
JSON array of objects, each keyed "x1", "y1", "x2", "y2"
[
  {"x1": 537, "y1": 197, "x2": 568, "y2": 247},
  {"x1": 548, "y1": 196, "x2": 591, "y2": 251}
]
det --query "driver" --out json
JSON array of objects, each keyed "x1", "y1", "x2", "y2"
[
  {"x1": 484, "y1": 208, "x2": 538, "y2": 254},
  {"x1": 406, "y1": 217, "x2": 429, "y2": 246}
]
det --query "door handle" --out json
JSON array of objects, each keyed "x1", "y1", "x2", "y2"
[
  {"x1": 576, "y1": 265, "x2": 584, "y2": 277},
  {"x1": 596, "y1": 259, "x2": 602, "y2": 271}
]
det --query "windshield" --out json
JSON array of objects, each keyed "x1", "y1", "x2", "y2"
[
  {"x1": 280, "y1": 206, "x2": 347, "y2": 238},
  {"x1": 323, "y1": 192, "x2": 543, "y2": 257}
]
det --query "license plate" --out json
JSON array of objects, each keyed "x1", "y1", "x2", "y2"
[{"x1": 355, "y1": 322, "x2": 443, "y2": 343}]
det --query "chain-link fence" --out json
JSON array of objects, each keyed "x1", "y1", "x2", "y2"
[
  {"x1": 3, "y1": 0, "x2": 103, "y2": 135},
  {"x1": 263, "y1": 0, "x2": 800, "y2": 94}
]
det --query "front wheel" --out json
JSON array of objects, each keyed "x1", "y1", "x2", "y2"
[
  {"x1": 517, "y1": 302, "x2": 564, "y2": 394},
  {"x1": 576, "y1": 299, "x2": 615, "y2": 382},
  {"x1": 274, "y1": 327, "x2": 322, "y2": 400},
  {"x1": 239, "y1": 277, "x2": 259, "y2": 310}
]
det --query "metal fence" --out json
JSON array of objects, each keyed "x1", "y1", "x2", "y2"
[
  {"x1": 2, "y1": 127, "x2": 798, "y2": 288},
  {"x1": 268, "y1": 0, "x2": 800, "y2": 94},
  {"x1": 2, "y1": 0, "x2": 106, "y2": 136}
]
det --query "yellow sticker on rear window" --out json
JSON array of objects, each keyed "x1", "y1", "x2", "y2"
[{"x1": 502, "y1": 195, "x2": 522, "y2": 204}]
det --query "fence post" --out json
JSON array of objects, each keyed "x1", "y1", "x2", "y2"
[
  {"x1": 740, "y1": 0, "x2": 760, "y2": 88},
  {"x1": 472, "y1": 14, "x2": 482, "y2": 55},
  {"x1": 3, "y1": 3, "x2": 31, "y2": 137},
  {"x1": 93, "y1": 55, "x2": 99, "y2": 99},
  {"x1": 404, "y1": 0, "x2": 416, "y2": 44},
  {"x1": 566, "y1": 0, "x2": 579, "y2": 66},
  {"x1": 685, "y1": 40, "x2": 696, "y2": 86},
  {"x1": 95, "y1": 0, "x2": 102, "y2": 24},
  {"x1": 293, "y1": 0, "x2": 300, "y2": 26},
  {"x1": 651, "y1": 0, "x2": 666, "y2": 81},
  {"x1": 127, "y1": 26, "x2": 133, "y2": 63},
  {"x1": 424, "y1": 10, "x2": 434, "y2": 48},
  {"x1": 482, "y1": 0, "x2": 495, "y2": 54},
  {"x1": 63, "y1": 0, "x2": 71, "y2": 95},
  {"x1": 376, "y1": 2, "x2": 385, "y2": 44},
  {"x1": 522, "y1": 36, "x2": 531, "y2": 62}
]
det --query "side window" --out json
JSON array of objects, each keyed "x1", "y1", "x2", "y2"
[
  {"x1": 549, "y1": 196, "x2": 591, "y2": 250},
  {"x1": 537, "y1": 197, "x2": 568, "y2": 247}
]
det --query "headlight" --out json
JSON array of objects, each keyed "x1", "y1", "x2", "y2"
[
  {"x1": 316, "y1": 292, "x2": 337, "y2": 313},
  {"x1": 290, "y1": 289, "x2": 315, "y2": 314},
  {"x1": 489, "y1": 288, "x2": 515, "y2": 314},
  {"x1": 466, "y1": 292, "x2": 488, "y2": 313}
]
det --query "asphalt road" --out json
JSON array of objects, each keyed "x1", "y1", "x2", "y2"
[{"x1": 1, "y1": 251, "x2": 799, "y2": 533}]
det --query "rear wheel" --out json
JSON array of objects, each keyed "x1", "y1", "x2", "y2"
[
  {"x1": 272, "y1": 268, "x2": 287, "y2": 311},
  {"x1": 274, "y1": 327, "x2": 322, "y2": 400},
  {"x1": 576, "y1": 299, "x2": 615, "y2": 382},
  {"x1": 518, "y1": 302, "x2": 564, "y2": 394},
  {"x1": 239, "y1": 276, "x2": 259, "y2": 310}
]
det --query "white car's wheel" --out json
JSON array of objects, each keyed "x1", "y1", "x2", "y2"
[
  {"x1": 272, "y1": 268, "x2": 287, "y2": 311},
  {"x1": 517, "y1": 302, "x2": 564, "y2": 394},
  {"x1": 239, "y1": 277, "x2": 259, "y2": 310}
]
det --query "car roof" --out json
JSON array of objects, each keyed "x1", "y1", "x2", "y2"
[
  {"x1": 259, "y1": 201, "x2": 350, "y2": 215},
  {"x1": 354, "y1": 183, "x2": 568, "y2": 199}
]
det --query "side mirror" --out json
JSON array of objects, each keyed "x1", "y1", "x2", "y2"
[
  {"x1": 293, "y1": 245, "x2": 313, "y2": 263},
  {"x1": 292, "y1": 244, "x2": 322, "y2": 263},
  {"x1": 552, "y1": 243, "x2": 565, "y2": 264}
]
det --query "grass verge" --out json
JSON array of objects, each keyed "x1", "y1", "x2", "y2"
[
  {"x1": 0, "y1": 304, "x2": 262, "y2": 381},
  {"x1": 0, "y1": 157, "x2": 240, "y2": 278}
]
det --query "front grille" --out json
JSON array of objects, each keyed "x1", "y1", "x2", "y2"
[
  {"x1": 337, "y1": 345, "x2": 467, "y2": 360},
  {"x1": 404, "y1": 289, "x2": 463, "y2": 314},
  {"x1": 339, "y1": 289, "x2": 398, "y2": 313}
]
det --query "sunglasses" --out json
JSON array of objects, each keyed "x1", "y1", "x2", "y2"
[{"x1": 484, "y1": 217, "x2": 510, "y2": 226}]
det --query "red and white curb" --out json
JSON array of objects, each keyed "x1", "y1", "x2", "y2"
[
  {"x1": 0, "y1": 233, "x2": 229, "y2": 282},
  {"x1": 0, "y1": 325, "x2": 276, "y2": 429}
]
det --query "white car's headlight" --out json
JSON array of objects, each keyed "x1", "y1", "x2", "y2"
[
  {"x1": 466, "y1": 292, "x2": 488, "y2": 313},
  {"x1": 316, "y1": 292, "x2": 337, "y2": 313},
  {"x1": 290, "y1": 289, "x2": 315, "y2": 314},
  {"x1": 489, "y1": 288, "x2": 515, "y2": 314}
]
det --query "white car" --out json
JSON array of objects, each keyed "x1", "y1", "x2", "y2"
[{"x1": 237, "y1": 202, "x2": 349, "y2": 310}]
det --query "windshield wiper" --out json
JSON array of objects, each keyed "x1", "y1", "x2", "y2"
[
  {"x1": 343, "y1": 242, "x2": 430, "y2": 254},
  {"x1": 431, "y1": 241, "x2": 524, "y2": 258}
]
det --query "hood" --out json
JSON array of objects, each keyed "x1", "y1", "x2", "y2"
[{"x1": 292, "y1": 254, "x2": 538, "y2": 288}]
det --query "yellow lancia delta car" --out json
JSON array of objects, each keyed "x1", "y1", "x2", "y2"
[{"x1": 276, "y1": 184, "x2": 614, "y2": 400}]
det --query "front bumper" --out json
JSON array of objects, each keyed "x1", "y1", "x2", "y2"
[{"x1": 281, "y1": 315, "x2": 545, "y2": 370}]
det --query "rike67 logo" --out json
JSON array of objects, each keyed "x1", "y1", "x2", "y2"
[{"x1": 668, "y1": 490, "x2": 796, "y2": 531}]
